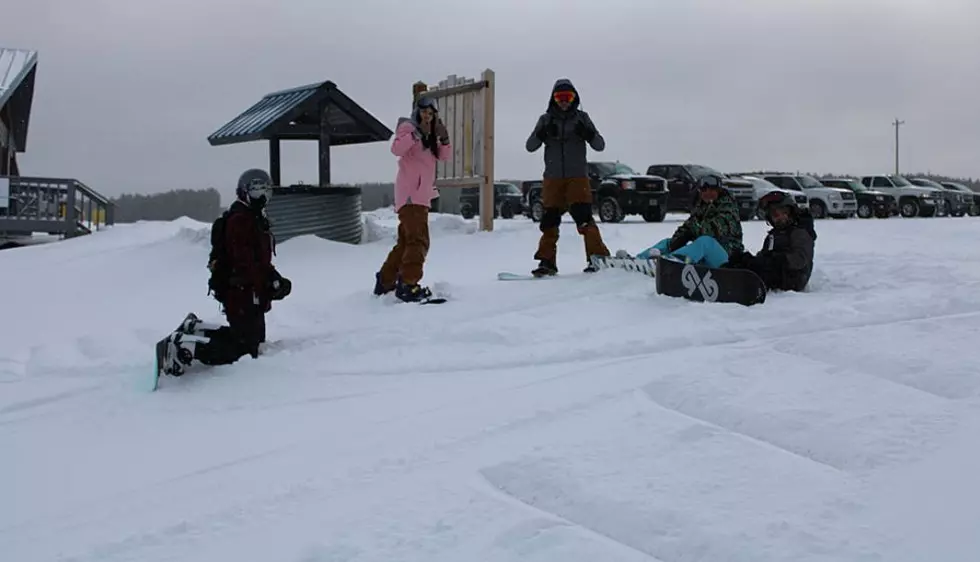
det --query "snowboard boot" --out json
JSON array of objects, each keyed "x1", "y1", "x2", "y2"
[
  {"x1": 374, "y1": 271, "x2": 395, "y2": 296},
  {"x1": 177, "y1": 313, "x2": 222, "y2": 336},
  {"x1": 160, "y1": 331, "x2": 203, "y2": 376},
  {"x1": 395, "y1": 281, "x2": 433, "y2": 303},
  {"x1": 531, "y1": 259, "x2": 558, "y2": 277}
]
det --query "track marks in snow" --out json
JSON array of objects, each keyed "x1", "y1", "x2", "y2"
[{"x1": 479, "y1": 391, "x2": 886, "y2": 562}]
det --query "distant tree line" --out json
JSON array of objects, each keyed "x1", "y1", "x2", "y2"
[
  {"x1": 109, "y1": 172, "x2": 980, "y2": 223},
  {"x1": 111, "y1": 188, "x2": 223, "y2": 223}
]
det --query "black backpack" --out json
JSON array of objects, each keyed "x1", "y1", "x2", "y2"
[{"x1": 207, "y1": 209, "x2": 235, "y2": 302}]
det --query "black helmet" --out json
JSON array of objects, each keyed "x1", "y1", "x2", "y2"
[
  {"x1": 759, "y1": 190, "x2": 795, "y2": 212},
  {"x1": 698, "y1": 174, "x2": 725, "y2": 191}
]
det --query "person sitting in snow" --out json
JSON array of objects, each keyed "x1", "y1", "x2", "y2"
[
  {"x1": 619, "y1": 174, "x2": 743, "y2": 268},
  {"x1": 156, "y1": 168, "x2": 291, "y2": 377},
  {"x1": 726, "y1": 190, "x2": 816, "y2": 292}
]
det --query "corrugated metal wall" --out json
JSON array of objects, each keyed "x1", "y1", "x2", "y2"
[{"x1": 265, "y1": 186, "x2": 362, "y2": 244}]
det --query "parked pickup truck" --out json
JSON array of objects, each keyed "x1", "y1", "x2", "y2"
[
  {"x1": 940, "y1": 181, "x2": 980, "y2": 217},
  {"x1": 647, "y1": 163, "x2": 757, "y2": 220},
  {"x1": 859, "y1": 174, "x2": 943, "y2": 218},
  {"x1": 820, "y1": 177, "x2": 897, "y2": 219},
  {"x1": 522, "y1": 162, "x2": 669, "y2": 223},
  {"x1": 909, "y1": 177, "x2": 969, "y2": 217},
  {"x1": 588, "y1": 161, "x2": 669, "y2": 223}
]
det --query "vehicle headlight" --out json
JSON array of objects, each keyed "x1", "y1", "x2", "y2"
[
  {"x1": 829, "y1": 192, "x2": 841, "y2": 199},
  {"x1": 875, "y1": 195, "x2": 884, "y2": 201},
  {"x1": 620, "y1": 180, "x2": 635, "y2": 190}
]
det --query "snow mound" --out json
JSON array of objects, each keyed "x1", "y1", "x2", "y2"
[
  {"x1": 362, "y1": 206, "x2": 477, "y2": 243},
  {"x1": 174, "y1": 224, "x2": 212, "y2": 246}
]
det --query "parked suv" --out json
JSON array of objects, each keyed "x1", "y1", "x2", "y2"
[
  {"x1": 733, "y1": 174, "x2": 809, "y2": 219},
  {"x1": 647, "y1": 164, "x2": 757, "y2": 220},
  {"x1": 909, "y1": 177, "x2": 968, "y2": 217},
  {"x1": 820, "y1": 178, "x2": 896, "y2": 219},
  {"x1": 459, "y1": 182, "x2": 524, "y2": 220},
  {"x1": 940, "y1": 181, "x2": 980, "y2": 217},
  {"x1": 756, "y1": 173, "x2": 857, "y2": 219},
  {"x1": 859, "y1": 175, "x2": 943, "y2": 218}
]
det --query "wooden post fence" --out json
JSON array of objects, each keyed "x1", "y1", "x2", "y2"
[{"x1": 412, "y1": 69, "x2": 496, "y2": 232}]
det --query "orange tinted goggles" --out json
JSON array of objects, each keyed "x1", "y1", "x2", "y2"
[{"x1": 553, "y1": 91, "x2": 576, "y2": 104}]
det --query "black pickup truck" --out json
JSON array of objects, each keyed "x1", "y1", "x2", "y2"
[
  {"x1": 523, "y1": 162, "x2": 669, "y2": 223},
  {"x1": 646, "y1": 163, "x2": 757, "y2": 220}
]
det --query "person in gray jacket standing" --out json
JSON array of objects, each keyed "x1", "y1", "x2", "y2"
[{"x1": 525, "y1": 78, "x2": 611, "y2": 277}]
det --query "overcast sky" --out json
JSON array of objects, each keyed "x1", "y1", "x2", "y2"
[{"x1": 6, "y1": 0, "x2": 979, "y2": 201}]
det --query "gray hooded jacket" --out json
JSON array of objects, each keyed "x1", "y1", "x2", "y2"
[{"x1": 525, "y1": 78, "x2": 605, "y2": 179}]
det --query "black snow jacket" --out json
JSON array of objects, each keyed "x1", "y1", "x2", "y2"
[
  {"x1": 525, "y1": 79, "x2": 605, "y2": 179},
  {"x1": 731, "y1": 210, "x2": 816, "y2": 292}
]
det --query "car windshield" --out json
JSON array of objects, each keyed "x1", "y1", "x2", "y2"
[
  {"x1": 496, "y1": 183, "x2": 521, "y2": 195},
  {"x1": 797, "y1": 175, "x2": 824, "y2": 188},
  {"x1": 890, "y1": 175, "x2": 912, "y2": 187},
  {"x1": 688, "y1": 165, "x2": 724, "y2": 179},
  {"x1": 594, "y1": 162, "x2": 635, "y2": 176},
  {"x1": 840, "y1": 180, "x2": 866, "y2": 191},
  {"x1": 913, "y1": 178, "x2": 944, "y2": 189}
]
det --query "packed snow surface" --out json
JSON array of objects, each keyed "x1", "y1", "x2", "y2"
[{"x1": 3, "y1": 210, "x2": 980, "y2": 562}]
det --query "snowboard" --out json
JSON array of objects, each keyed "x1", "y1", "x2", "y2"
[
  {"x1": 654, "y1": 256, "x2": 767, "y2": 306},
  {"x1": 497, "y1": 271, "x2": 591, "y2": 281},
  {"x1": 147, "y1": 336, "x2": 169, "y2": 392},
  {"x1": 588, "y1": 254, "x2": 657, "y2": 277}
]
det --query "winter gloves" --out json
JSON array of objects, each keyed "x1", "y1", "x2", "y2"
[
  {"x1": 434, "y1": 119, "x2": 449, "y2": 144},
  {"x1": 574, "y1": 120, "x2": 596, "y2": 142},
  {"x1": 537, "y1": 119, "x2": 595, "y2": 141}
]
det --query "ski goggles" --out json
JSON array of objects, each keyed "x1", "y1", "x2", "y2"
[
  {"x1": 244, "y1": 178, "x2": 273, "y2": 201},
  {"x1": 553, "y1": 90, "x2": 576, "y2": 104},
  {"x1": 759, "y1": 191, "x2": 790, "y2": 210}
]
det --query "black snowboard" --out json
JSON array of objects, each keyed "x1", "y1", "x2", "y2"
[{"x1": 654, "y1": 256, "x2": 766, "y2": 306}]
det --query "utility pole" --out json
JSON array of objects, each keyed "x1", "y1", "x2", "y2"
[{"x1": 892, "y1": 118, "x2": 905, "y2": 175}]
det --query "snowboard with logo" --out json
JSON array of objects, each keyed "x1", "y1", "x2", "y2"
[
  {"x1": 654, "y1": 256, "x2": 767, "y2": 306},
  {"x1": 588, "y1": 255, "x2": 657, "y2": 277}
]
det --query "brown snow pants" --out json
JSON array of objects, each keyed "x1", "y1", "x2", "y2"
[
  {"x1": 379, "y1": 204, "x2": 430, "y2": 286},
  {"x1": 534, "y1": 177, "x2": 609, "y2": 263}
]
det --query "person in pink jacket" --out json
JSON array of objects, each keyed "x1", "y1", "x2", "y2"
[{"x1": 374, "y1": 96, "x2": 452, "y2": 302}]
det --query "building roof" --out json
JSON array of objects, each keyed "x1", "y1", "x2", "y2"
[
  {"x1": 0, "y1": 47, "x2": 38, "y2": 151},
  {"x1": 207, "y1": 81, "x2": 393, "y2": 147}
]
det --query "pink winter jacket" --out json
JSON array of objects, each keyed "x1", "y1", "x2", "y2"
[{"x1": 391, "y1": 118, "x2": 452, "y2": 211}]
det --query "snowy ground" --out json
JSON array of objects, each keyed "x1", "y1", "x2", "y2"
[{"x1": 3, "y1": 210, "x2": 980, "y2": 562}]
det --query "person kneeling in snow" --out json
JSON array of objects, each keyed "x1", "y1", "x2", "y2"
[
  {"x1": 158, "y1": 169, "x2": 292, "y2": 377},
  {"x1": 620, "y1": 175, "x2": 743, "y2": 267},
  {"x1": 726, "y1": 191, "x2": 816, "y2": 292}
]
